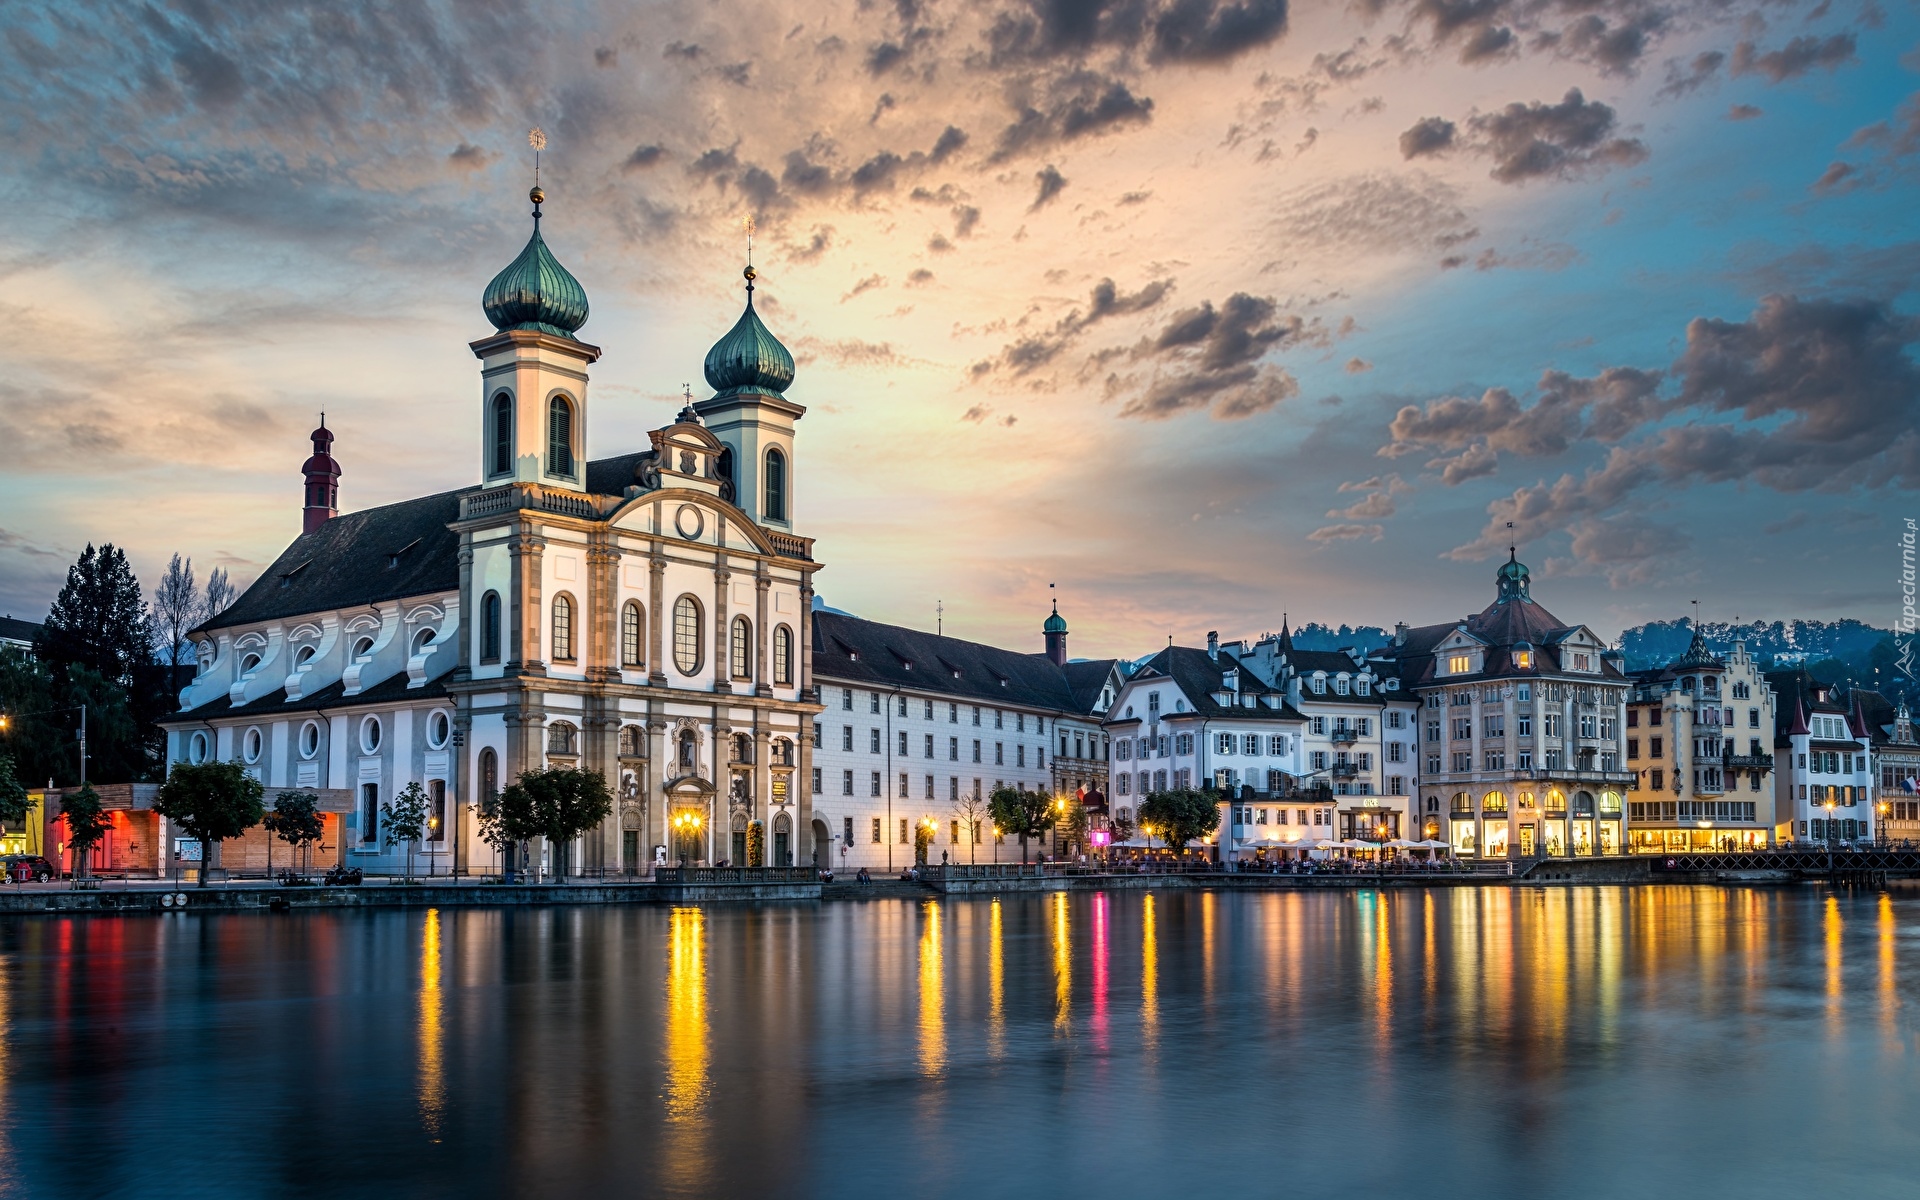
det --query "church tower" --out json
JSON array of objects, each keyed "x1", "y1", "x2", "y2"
[
  {"x1": 473, "y1": 184, "x2": 599, "y2": 492},
  {"x1": 694, "y1": 262, "x2": 802, "y2": 528},
  {"x1": 301, "y1": 420, "x2": 340, "y2": 533},
  {"x1": 1044, "y1": 601, "x2": 1069, "y2": 666}
]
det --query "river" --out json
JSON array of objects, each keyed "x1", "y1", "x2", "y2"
[{"x1": 0, "y1": 886, "x2": 1914, "y2": 1198}]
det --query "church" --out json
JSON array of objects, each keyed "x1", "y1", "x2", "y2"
[{"x1": 161, "y1": 184, "x2": 822, "y2": 875}]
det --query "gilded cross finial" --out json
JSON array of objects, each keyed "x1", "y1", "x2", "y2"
[
  {"x1": 742, "y1": 215, "x2": 758, "y2": 289},
  {"x1": 528, "y1": 127, "x2": 548, "y2": 214},
  {"x1": 683, "y1": 383, "x2": 692, "y2": 403}
]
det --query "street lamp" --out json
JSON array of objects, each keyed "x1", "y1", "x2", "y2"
[
  {"x1": 671, "y1": 810, "x2": 704, "y2": 866},
  {"x1": 1823, "y1": 796, "x2": 1836, "y2": 876},
  {"x1": 426, "y1": 815, "x2": 439, "y2": 877}
]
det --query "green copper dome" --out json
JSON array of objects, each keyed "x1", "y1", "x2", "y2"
[
  {"x1": 704, "y1": 269, "x2": 795, "y2": 399},
  {"x1": 1043, "y1": 602, "x2": 1068, "y2": 634},
  {"x1": 483, "y1": 192, "x2": 589, "y2": 339},
  {"x1": 1495, "y1": 549, "x2": 1531, "y2": 602}
]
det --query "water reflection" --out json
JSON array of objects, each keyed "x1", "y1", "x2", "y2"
[
  {"x1": 0, "y1": 887, "x2": 1915, "y2": 1199},
  {"x1": 418, "y1": 907, "x2": 444, "y2": 1140}
]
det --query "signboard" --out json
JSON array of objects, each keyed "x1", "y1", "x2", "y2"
[
  {"x1": 175, "y1": 840, "x2": 204, "y2": 862},
  {"x1": 1089, "y1": 830, "x2": 1111, "y2": 846},
  {"x1": 771, "y1": 775, "x2": 790, "y2": 803}
]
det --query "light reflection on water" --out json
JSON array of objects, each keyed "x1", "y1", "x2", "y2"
[{"x1": 0, "y1": 886, "x2": 1915, "y2": 1199}]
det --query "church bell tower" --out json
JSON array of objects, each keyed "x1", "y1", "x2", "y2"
[{"x1": 694, "y1": 257, "x2": 803, "y2": 529}]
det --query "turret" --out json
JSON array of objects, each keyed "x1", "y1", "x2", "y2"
[
  {"x1": 1043, "y1": 601, "x2": 1068, "y2": 666},
  {"x1": 302, "y1": 421, "x2": 340, "y2": 534}
]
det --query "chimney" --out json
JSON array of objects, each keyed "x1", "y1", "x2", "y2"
[
  {"x1": 1394, "y1": 621, "x2": 1408, "y2": 646},
  {"x1": 1206, "y1": 630, "x2": 1218, "y2": 660},
  {"x1": 302, "y1": 420, "x2": 341, "y2": 534}
]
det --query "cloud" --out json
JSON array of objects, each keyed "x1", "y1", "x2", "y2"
[
  {"x1": 994, "y1": 78, "x2": 1156, "y2": 160},
  {"x1": 447, "y1": 142, "x2": 496, "y2": 172},
  {"x1": 1731, "y1": 34, "x2": 1856, "y2": 84},
  {"x1": 1031, "y1": 164, "x2": 1068, "y2": 209},
  {"x1": 1467, "y1": 89, "x2": 1649, "y2": 183},
  {"x1": 980, "y1": 276, "x2": 1175, "y2": 376},
  {"x1": 1308, "y1": 523, "x2": 1384, "y2": 542},
  {"x1": 1345, "y1": 357, "x2": 1373, "y2": 373},
  {"x1": 1398, "y1": 117, "x2": 1456, "y2": 159},
  {"x1": 623, "y1": 144, "x2": 667, "y2": 170},
  {"x1": 1727, "y1": 104, "x2": 1762, "y2": 121},
  {"x1": 841, "y1": 273, "x2": 887, "y2": 301},
  {"x1": 1659, "y1": 51, "x2": 1724, "y2": 98},
  {"x1": 1115, "y1": 293, "x2": 1304, "y2": 420},
  {"x1": 984, "y1": 0, "x2": 1288, "y2": 67}
]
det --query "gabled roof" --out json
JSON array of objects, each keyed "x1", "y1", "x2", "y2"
[
  {"x1": 1121, "y1": 645, "x2": 1306, "y2": 722},
  {"x1": 0, "y1": 615, "x2": 40, "y2": 645},
  {"x1": 1062, "y1": 659, "x2": 1121, "y2": 715},
  {"x1": 1376, "y1": 584, "x2": 1623, "y2": 688},
  {"x1": 810, "y1": 611, "x2": 1107, "y2": 715}
]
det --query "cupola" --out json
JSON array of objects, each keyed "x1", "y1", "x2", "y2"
[
  {"x1": 1043, "y1": 600, "x2": 1069, "y2": 667},
  {"x1": 1495, "y1": 548, "x2": 1531, "y2": 603},
  {"x1": 703, "y1": 267, "x2": 796, "y2": 399},
  {"x1": 301, "y1": 420, "x2": 340, "y2": 534},
  {"x1": 482, "y1": 187, "x2": 589, "y2": 339}
]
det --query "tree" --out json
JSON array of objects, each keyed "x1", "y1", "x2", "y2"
[
  {"x1": 0, "y1": 651, "x2": 146, "y2": 788},
  {"x1": 59, "y1": 784, "x2": 113, "y2": 879},
  {"x1": 153, "y1": 761, "x2": 265, "y2": 886},
  {"x1": 951, "y1": 787, "x2": 991, "y2": 864},
  {"x1": 1136, "y1": 788, "x2": 1220, "y2": 856},
  {"x1": 37, "y1": 544, "x2": 152, "y2": 688},
  {"x1": 487, "y1": 767, "x2": 613, "y2": 883},
  {"x1": 1059, "y1": 798, "x2": 1090, "y2": 858},
  {"x1": 988, "y1": 785, "x2": 1055, "y2": 864},
  {"x1": 475, "y1": 788, "x2": 532, "y2": 881},
  {"x1": 264, "y1": 791, "x2": 325, "y2": 880},
  {"x1": 0, "y1": 753, "x2": 31, "y2": 841},
  {"x1": 152, "y1": 554, "x2": 200, "y2": 669},
  {"x1": 382, "y1": 782, "x2": 431, "y2": 882},
  {"x1": 1110, "y1": 810, "x2": 1136, "y2": 846},
  {"x1": 200, "y1": 567, "x2": 237, "y2": 625}
]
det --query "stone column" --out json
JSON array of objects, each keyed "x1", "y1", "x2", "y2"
[
  {"x1": 713, "y1": 551, "x2": 731, "y2": 694},
  {"x1": 648, "y1": 541, "x2": 668, "y2": 687},
  {"x1": 754, "y1": 572, "x2": 771, "y2": 697},
  {"x1": 452, "y1": 541, "x2": 475, "y2": 685}
]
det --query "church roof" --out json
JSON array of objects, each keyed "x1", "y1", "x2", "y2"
[
  {"x1": 1122, "y1": 645, "x2": 1307, "y2": 722},
  {"x1": 199, "y1": 450, "x2": 659, "y2": 636},
  {"x1": 168, "y1": 672, "x2": 450, "y2": 723},
  {"x1": 704, "y1": 272, "x2": 795, "y2": 400},
  {"x1": 1062, "y1": 658, "x2": 1120, "y2": 714},
  {"x1": 811, "y1": 611, "x2": 1107, "y2": 715}
]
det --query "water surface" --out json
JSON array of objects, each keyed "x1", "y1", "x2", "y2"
[{"x1": 2, "y1": 886, "x2": 1916, "y2": 1198}]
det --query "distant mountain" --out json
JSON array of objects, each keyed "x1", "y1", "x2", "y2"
[{"x1": 1292, "y1": 622, "x2": 1392, "y2": 654}]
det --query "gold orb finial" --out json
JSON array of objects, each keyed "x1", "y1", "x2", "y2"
[
  {"x1": 743, "y1": 264, "x2": 758, "y2": 283},
  {"x1": 530, "y1": 185, "x2": 545, "y2": 205}
]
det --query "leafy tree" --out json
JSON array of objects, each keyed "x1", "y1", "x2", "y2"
[
  {"x1": 0, "y1": 652, "x2": 147, "y2": 788},
  {"x1": 0, "y1": 753, "x2": 31, "y2": 840},
  {"x1": 1059, "y1": 798, "x2": 1090, "y2": 857},
  {"x1": 37, "y1": 544, "x2": 152, "y2": 687},
  {"x1": 154, "y1": 761, "x2": 265, "y2": 886},
  {"x1": 951, "y1": 787, "x2": 991, "y2": 864},
  {"x1": 988, "y1": 785, "x2": 1055, "y2": 863},
  {"x1": 1136, "y1": 788, "x2": 1221, "y2": 856},
  {"x1": 487, "y1": 767, "x2": 613, "y2": 883},
  {"x1": 475, "y1": 788, "x2": 532, "y2": 881},
  {"x1": 382, "y1": 782, "x2": 431, "y2": 882},
  {"x1": 59, "y1": 784, "x2": 113, "y2": 879},
  {"x1": 1110, "y1": 810, "x2": 1137, "y2": 846},
  {"x1": 264, "y1": 791, "x2": 325, "y2": 880},
  {"x1": 152, "y1": 554, "x2": 200, "y2": 669}
]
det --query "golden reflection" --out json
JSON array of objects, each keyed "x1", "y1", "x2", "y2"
[
  {"x1": 919, "y1": 900, "x2": 946, "y2": 1076},
  {"x1": 418, "y1": 907, "x2": 445, "y2": 1140},
  {"x1": 666, "y1": 906, "x2": 710, "y2": 1118},
  {"x1": 1824, "y1": 893, "x2": 1843, "y2": 1032},
  {"x1": 988, "y1": 899, "x2": 1005, "y2": 1057},
  {"x1": 1052, "y1": 891, "x2": 1071, "y2": 1032},
  {"x1": 1879, "y1": 892, "x2": 1900, "y2": 1046},
  {"x1": 1141, "y1": 892, "x2": 1159, "y2": 1043}
]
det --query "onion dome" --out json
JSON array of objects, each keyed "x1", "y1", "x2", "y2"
[
  {"x1": 1043, "y1": 601, "x2": 1068, "y2": 634},
  {"x1": 482, "y1": 187, "x2": 589, "y2": 339},
  {"x1": 703, "y1": 267, "x2": 796, "y2": 399},
  {"x1": 1495, "y1": 548, "x2": 1531, "y2": 602}
]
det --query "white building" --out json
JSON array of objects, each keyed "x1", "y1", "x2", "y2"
[
  {"x1": 1625, "y1": 635, "x2": 1778, "y2": 852},
  {"x1": 808, "y1": 605, "x2": 1118, "y2": 871},
  {"x1": 161, "y1": 188, "x2": 823, "y2": 874},
  {"x1": 1767, "y1": 667, "x2": 1877, "y2": 846}
]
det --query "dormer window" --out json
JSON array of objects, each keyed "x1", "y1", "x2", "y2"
[
  {"x1": 353, "y1": 637, "x2": 375, "y2": 659},
  {"x1": 1356, "y1": 676, "x2": 1370, "y2": 696},
  {"x1": 1571, "y1": 652, "x2": 1593, "y2": 672},
  {"x1": 294, "y1": 645, "x2": 316, "y2": 668},
  {"x1": 1311, "y1": 674, "x2": 1326, "y2": 694},
  {"x1": 1447, "y1": 654, "x2": 1472, "y2": 675},
  {"x1": 1334, "y1": 675, "x2": 1350, "y2": 696},
  {"x1": 240, "y1": 653, "x2": 261, "y2": 675}
]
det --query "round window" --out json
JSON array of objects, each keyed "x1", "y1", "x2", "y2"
[
  {"x1": 295, "y1": 645, "x2": 317, "y2": 667},
  {"x1": 243, "y1": 728, "x2": 263, "y2": 764},
  {"x1": 353, "y1": 637, "x2": 375, "y2": 659},
  {"x1": 299, "y1": 722, "x2": 320, "y2": 760},
  {"x1": 189, "y1": 731, "x2": 209, "y2": 764},
  {"x1": 361, "y1": 716, "x2": 383, "y2": 753},
  {"x1": 241, "y1": 653, "x2": 261, "y2": 674},
  {"x1": 427, "y1": 711, "x2": 450, "y2": 750}
]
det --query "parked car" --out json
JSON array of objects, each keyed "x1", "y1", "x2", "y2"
[{"x1": 2, "y1": 855, "x2": 58, "y2": 883}]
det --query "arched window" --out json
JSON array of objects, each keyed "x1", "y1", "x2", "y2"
[
  {"x1": 773, "y1": 624, "x2": 793, "y2": 684},
  {"x1": 479, "y1": 748, "x2": 499, "y2": 802},
  {"x1": 731, "y1": 615, "x2": 752, "y2": 680},
  {"x1": 490, "y1": 392, "x2": 513, "y2": 476},
  {"x1": 547, "y1": 722, "x2": 578, "y2": 755},
  {"x1": 413, "y1": 628, "x2": 435, "y2": 656},
  {"x1": 716, "y1": 446, "x2": 736, "y2": 499},
  {"x1": 622, "y1": 601, "x2": 645, "y2": 668},
  {"x1": 547, "y1": 395, "x2": 575, "y2": 477},
  {"x1": 481, "y1": 591, "x2": 502, "y2": 662},
  {"x1": 673, "y1": 595, "x2": 703, "y2": 675},
  {"x1": 353, "y1": 636, "x2": 375, "y2": 660},
  {"x1": 764, "y1": 447, "x2": 787, "y2": 521},
  {"x1": 733, "y1": 733, "x2": 753, "y2": 763},
  {"x1": 619, "y1": 725, "x2": 645, "y2": 756},
  {"x1": 551, "y1": 593, "x2": 575, "y2": 662},
  {"x1": 678, "y1": 729, "x2": 698, "y2": 771}
]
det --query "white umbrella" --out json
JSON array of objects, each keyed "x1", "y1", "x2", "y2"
[
  {"x1": 1417, "y1": 839, "x2": 1453, "y2": 850},
  {"x1": 1387, "y1": 838, "x2": 1421, "y2": 849}
]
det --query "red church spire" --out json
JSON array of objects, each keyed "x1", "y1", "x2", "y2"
[{"x1": 301, "y1": 418, "x2": 341, "y2": 534}]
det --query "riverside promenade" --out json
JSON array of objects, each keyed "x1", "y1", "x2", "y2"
[{"x1": 5, "y1": 847, "x2": 1920, "y2": 914}]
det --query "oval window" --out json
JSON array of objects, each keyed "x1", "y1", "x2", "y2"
[
  {"x1": 299, "y1": 722, "x2": 321, "y2": 760},
  {"x1": 427, "y1": 711, "x2": 450, "y2": 750},
  {"x1": 243, "y1": 728, "x2": 263, "y2": 764},
  {"x1": 673, "y1": 595, "x2": 703, "y2": 675},
  {"x1": 361, "y1": 716, "x2": 383, "y2": 753},
  {"x1": 189, "y1": 731, "x2": 209, "y2": 764}
]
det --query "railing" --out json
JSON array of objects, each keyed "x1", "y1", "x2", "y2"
[
  {"x1": 459, "y1": 484, "x2": 613, "y2": 522},
  {"x1": 1516, "y1": 768, "x2": 1636, "y2": 784},
  {"x1": 1330, "y1": 762, "x2": 1360, "y2": 779},
  {"x1": 462, "y1": 486, "x2": 518, "y2": 519},
  {"x1": 930, "y1": 863, "x2": 1045, "y2": 880},
  {"x1": 1724, "y1": 753, "x2": 1774, "y2": 770},
  {"x1": 653, "y1": 866, "x2": 819, "y2": 884},
  {"x1": 766, "y1": 531, "x2": 814, "y2": 561},
  {"x1": 1329, "y1": 727, "x2": 1359, "y2": 745},
  {"x1": 538, "y1": 490, "x2": 600, "y2": 519}
]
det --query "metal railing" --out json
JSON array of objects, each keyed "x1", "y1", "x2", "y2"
[{"x1": 653, "y1": 866, "x2": 819, "y2": 884}]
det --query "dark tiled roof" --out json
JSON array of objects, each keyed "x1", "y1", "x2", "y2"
[
  {"x1": 1763, "y1": 668, "x2": 1849, "y2": 738},
  {"x1": 1128, "y1": 645, "x2": 1306, "y2": 722},
  {"x1": 163, "y1": 671, "x2": 450, "y2": 724},
  {"x1": 1376, "y1": 590, "x2": 1624, "y2": 688},
  {"x1": 0, "y1": 615, "x2": 40, "y2": 644},
  {"x1": 810, "y1": 612, "x2": 1107, "y2": 715},
  {"x1": 1062, "y1": 659, "x2": 1120, "y2": 714},
  {"x1": 202, "y1": 450, "x2": 665, "y2": 635}
]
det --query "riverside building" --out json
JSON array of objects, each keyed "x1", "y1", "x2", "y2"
[
  {"x1": 1374, "y1": 552, "x2": 1632, "y2": 859},
  {"x1": 807, "y1": 604, "x2": 1119, "y2": 872},
  {"x1": 160, "y1": 186, "x2": 823, "y2": 875},
  {"x1": 1624, "y1": 636, "x2": 1778, "y2": 852},
  {"x1": 1767, "y1": 668, "x2": 1877, "y2": 846}
]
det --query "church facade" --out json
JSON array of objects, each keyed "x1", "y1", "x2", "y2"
[{"x1": 161, "y1": 187, "x2": 823, "y2": 875}]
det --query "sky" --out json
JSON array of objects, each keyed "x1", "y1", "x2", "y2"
[{"x1": 0, "y1": 0, "x2": 1916, "y2": 660}]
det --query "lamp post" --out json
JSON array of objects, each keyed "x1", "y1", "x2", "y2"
[
  {"x1": 991, "y1": 824, "x2": 999, "y2": 865},
  {"x1": 426, "y1": 815, "x2": 440, "y2": 878},
  {"x1": 1823, "y1": 796, "x2": 1836, "y2": 876}
]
